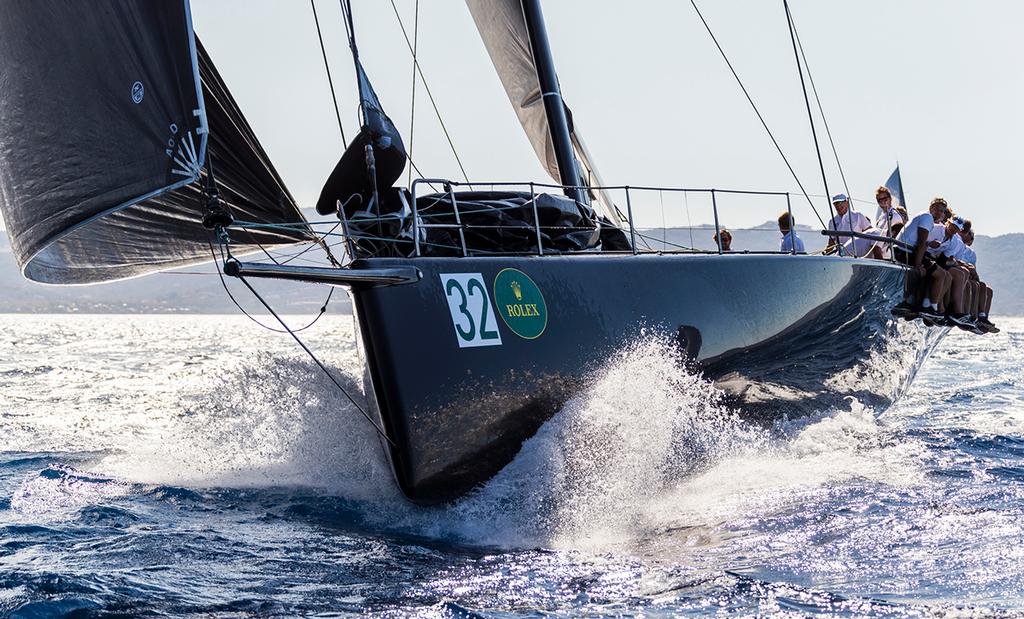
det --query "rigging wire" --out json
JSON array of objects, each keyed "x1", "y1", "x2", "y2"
[
  {"x1": 311, "y1": 0, "x2": 347, "y2": 144},
  {"x1": 683, "y1": 191, "x2": 695, "y2": 249},
  {"x1": 229, "y1": 265, "x2": 396, "y2": 449},
  {"x1": 405, "y1": 0, "x2": 420, "y2": 188},
  {"x1": 659, "y1": 190, "x2": 667, "y2": 249},
  {"x1": 337, "y1": 0, "x2": 437, "y2": 191},
  {"x1": 688, "y1": 0, "x2": 827, "y2": 231},
  {"x1": 782, "y1": 0, "x2": 840, "y2": 248},
  {"x1": 238, "y1": 219, "x2": 343, "y2": 268},
  {"x1": 788, "y1": 7, "x2": 854, "y2": 214},
  {"x1": 208, "y1": 240, "x2": 335, "y2": 335},
  {"x1": 278, "y1": 222, "x2": 343, "y2": 265},
  {"x1": 208, "y1": 233, "x2": 389, "y2": 445},
  {"x1": 388, "y1": 0, "x2": 471, "y2": 184}
]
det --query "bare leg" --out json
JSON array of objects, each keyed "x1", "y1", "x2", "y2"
[
  {"x1": 871, "y1": 245, "x2": 885, "y2": 260},
  {"x1": 948, "y1": 267, "x2": 967, "y2": 315},
  {"x1": 968, "y1": 281, "x2": 980, "y2": 318},
  {"x1": 937, "y1": 268, "x2": 950, "y2": 311},
  {"x1": 982, "y1": 285, "x2": 993, "y2": 317},
  {"x1": 929, "y1": 269, "x2": 948, "y2": 310}
]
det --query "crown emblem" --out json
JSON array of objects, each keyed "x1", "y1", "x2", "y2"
[{"x1": 510, "y1": 280, "x2": 523, "y2": 301}]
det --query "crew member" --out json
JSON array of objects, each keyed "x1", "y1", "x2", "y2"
[
  {"x1": 778, "y1": 212, "x2": 805, "y2": 253},
  {"x1": 827, "y1": 193, "x2": 884, "y2": 259},
  {"x1": 929, "y1": 216, "x2": 973, "y2": 327},
  {"x1": 713, "y1": 228, "x2": 732, "y2": 252},
  {"x1": 876, "y1": 186, "x2": 907, "y2": 236},
  {"x1": 957, "y1": 226, "x2": 997, "y2": 332},
  {"x1": 892, "y1": 197, "x2": 950, "y2": 321}
]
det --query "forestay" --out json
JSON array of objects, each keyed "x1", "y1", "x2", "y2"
[
  {"x1": 465, "y1": 0, "x2": 621, "y2": 225},
  {"x1": 0, "y1": 0, "x2": 312, "y2": 284}
]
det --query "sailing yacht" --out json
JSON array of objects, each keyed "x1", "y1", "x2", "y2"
[{"x1": 0, "y1": 0, "x2": 943, "y2": 504}]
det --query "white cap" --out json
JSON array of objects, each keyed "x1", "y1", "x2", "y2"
[
  {"x1": 831, "y1": 193, "x2": 849, "y2": 203},
  {"x1": 951, "y1": 216, "x2": 965, "y2": 230}
]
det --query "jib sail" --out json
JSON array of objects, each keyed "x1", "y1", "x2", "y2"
[{"x1": 0, "y1": 0, "x2": 312, "y2": 284}]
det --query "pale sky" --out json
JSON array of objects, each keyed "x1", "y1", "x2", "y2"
[{"x1": 3, "y1": 1, "x2": 1022, "y2": 235}]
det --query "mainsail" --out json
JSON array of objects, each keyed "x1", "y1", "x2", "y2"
[
  {"x1": 465, "y1": 0, "x2": 622, "y2": 225},
  {"x1": 0, "y1": 0, "x2": 312, "y2": 284}
]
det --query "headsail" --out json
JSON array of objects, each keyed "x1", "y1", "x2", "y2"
[
  {"x1": 465, "y1": 0, "x2": 622, "y2": 225},
  {"x1": 0, "y1": 0, "x2": 312, "y2": 284}
]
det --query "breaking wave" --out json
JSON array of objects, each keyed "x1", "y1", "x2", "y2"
[{"x1": 89, "y1": 331, "x2": 926, "y2": 552}]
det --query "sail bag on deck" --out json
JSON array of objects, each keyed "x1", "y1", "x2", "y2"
[{"x1": 0, "y1": 0, "x2": 312, "y2": 284}]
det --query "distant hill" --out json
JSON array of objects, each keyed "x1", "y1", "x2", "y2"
[
  {"x1": 0, "y1": 234, "x2": 347, "y2": 314},
  {"x1": 0, "y1": 227, "x2": 1020, "y2": 315},
  {"x1": 970, "y1": 233, "x2": 1024, "y2": 315}
]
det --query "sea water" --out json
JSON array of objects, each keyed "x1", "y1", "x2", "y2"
[{"x1": 1, "y1": 314, "x2": 1022, "y2": 617}]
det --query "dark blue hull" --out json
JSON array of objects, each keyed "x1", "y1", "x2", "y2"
[{"x1": 350, "y1": 254, "x2": 941, "y2": 504}]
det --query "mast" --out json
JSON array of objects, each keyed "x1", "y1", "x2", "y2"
[{"x1": 519, "y1": 0, "x2": 585, "y2": 203}]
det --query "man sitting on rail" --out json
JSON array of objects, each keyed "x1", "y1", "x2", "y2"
[
  {"x1": 892, "y1": 197, "x2": 950, "y2": 321},
  {"x1": 928, "y1": 216, "x2": 974, "y2": 328},
  {"x1": 957, "y1": 224, "x2": 998, "y2": 333},
  {"x1": 827, "y1": 193, "x2": 885, "y2": 259},
  {"x1": 778, "y1": 212, "x2": 805, "y2": 253}
]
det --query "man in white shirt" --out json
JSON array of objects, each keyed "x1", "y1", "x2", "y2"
[
  {"x1": 891, "y1": 197, "x2": 951, "y2": 321},
  {"x1": 827, "y1": 193, "x2": 884, "y2": 259},
  {"x1": 929, "y1": 216, "x2": 973, "y2": 326},
  {"x1": 958, "y1": 233, "x2": 977, "y2": 266},
  {"x1": 957, "y1": 225, "x2": 997, "y2": 332},
  {"x1": 778, "y1": 211, "x2": 805, "y2": 253}
]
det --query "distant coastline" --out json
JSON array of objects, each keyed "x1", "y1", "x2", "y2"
[{"x1": 1, "y1": 227, "x2": 1021, "y2": 315}]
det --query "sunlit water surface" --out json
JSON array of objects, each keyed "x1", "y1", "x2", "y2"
[{"x1": 1, "y1": 314, "x2": 1023, "y2": 617}]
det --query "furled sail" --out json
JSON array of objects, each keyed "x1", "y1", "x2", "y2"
[
  {"x1": 0, "y1": 0, "x2": 312, "y2": 284},
  {"x1": 465, "y1": 0, "x2": 622, "y2": 225}
]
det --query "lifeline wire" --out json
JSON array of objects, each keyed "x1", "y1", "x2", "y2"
[{"x1": 689, "y1": 0, "x2": 827, "y2": 231}]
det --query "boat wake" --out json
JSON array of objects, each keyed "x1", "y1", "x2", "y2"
[
  {"x1": 9, "y1": 317, "x2": 1022, "y2": 614},
  {"x1": 82, "y1": 333, "x2": 928, "y2": 554}
]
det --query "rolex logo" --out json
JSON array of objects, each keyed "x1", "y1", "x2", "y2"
[{"x1": 510, "y1": 280, "x2": 523, "y2": 301}]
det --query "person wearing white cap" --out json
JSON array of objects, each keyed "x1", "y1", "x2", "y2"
[{"x1": 826, "y1": 193, "x2": 884, "y2": 259}]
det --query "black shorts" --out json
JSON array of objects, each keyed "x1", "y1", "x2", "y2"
[
  {"x1": 895, "y1": 248, "x2": 938, "y2": 274},
  {"x1": 894, "y1": 248, "x2": 913, "y2": 266}
]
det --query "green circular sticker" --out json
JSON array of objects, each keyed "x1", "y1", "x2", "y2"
[{"x1": 493, "y1": 268, "x2": 547, "y2": 339}]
